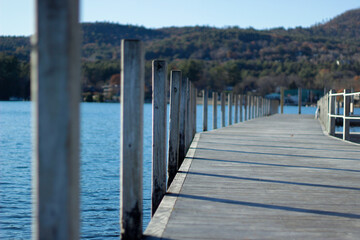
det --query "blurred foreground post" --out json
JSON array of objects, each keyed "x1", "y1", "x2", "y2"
[{"x1": 32, "y1": 0, "x2": 81, "y2": 239}]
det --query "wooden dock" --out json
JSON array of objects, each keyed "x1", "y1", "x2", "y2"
[{"x1": 144, "y1": 114, "x2": 360, "y2": 239}]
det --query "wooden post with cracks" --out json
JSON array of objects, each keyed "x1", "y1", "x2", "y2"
[
  {"x1": 151, "y1": 60, "x2": 167, "y2": 216},
  {"x1": 120, "y1": 40, "x2": 144, "y2": 240},
  {"x1": 178, "y1": 77, "x2": 188, "y2": 167},
  {"x1": 167, "y1": 70, "x2": 181, "y2": 187}
]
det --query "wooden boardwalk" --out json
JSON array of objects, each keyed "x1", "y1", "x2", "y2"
[{"x1": 144, "y1": 114, "x2": 360, "y2": 239}]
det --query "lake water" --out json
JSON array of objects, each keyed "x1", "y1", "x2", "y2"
[{"x1": 0, "y1": 102, "x2": 317, "y2": 239}]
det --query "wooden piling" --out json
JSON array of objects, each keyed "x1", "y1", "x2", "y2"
[
  {"x1": 248, "y1": 96, "x2": 251, "y2": 120},
  {"x1": 228, "y1": 93, "x2": 233, "y2": 125},
  {"x1": 280, "y1": 87, "x2": 284, "y2": 114},
  {"x1": 239, "y1": 94, "x2": 243, "y2": 122},
  {"x1": 186, "y1": 79, "x2": 191, "y2": 151},
  {"x1": 32, "y1": 1, "x2": 80, "y2": 239},
  {"x1": 120, "y1": 40, "x2": 144, "y2": 240},
  {"x1": 168, "y1": 71, "x2": 181, "y2": 187},
  {"x1": 178, "y1": 77, "x2": 188, "y2": 167},
  {"x1": 221, "y1": 92, "x2": 226, "y2": 127},
  {"x1": 328, "y1": 89, "x2": 335, "y2": 136},
  {"x1": 151, "y1": 60, "x2": 167, "y2": 216},
  {"x1": 234, "y1": 94, "x2": 239, "y2": 123},
  {"x1": 298, "y1": 88, "x2": 302, "y2": 114},
  {"x1": 343, "y1": 89, "x2": 350, "y2": 141},
  {"x1": 203, "y1": 89, "x2": 208, "y2": 131},
  {"x1": 213, "y1": 92, "x2": 218, "y2": 129},
  {"x1": 191, "y1": 85, "x2": 197, "y2": 139},
  {"x1": 244, "y1": 95, "x2": 248, "y2": 121}
]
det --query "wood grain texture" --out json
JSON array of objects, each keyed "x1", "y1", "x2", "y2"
[
  {"x1": 178, "y1": 77, "x2": 188, "y2": 167},
  {"x1": 32, "y1": 0, "x2": 80, "y2": 239},
  {"x1": 151, "y1": 60, "x2": 167, "y2": 216},
  {"x1": 167, "y1": 70, "x2": 181, "y2": 188},
  {"x1": 120, "y1": 39, "x2": 144, "y2": 240}
]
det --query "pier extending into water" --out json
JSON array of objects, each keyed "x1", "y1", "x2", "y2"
[
  {"x1": 25, "y1": 2, "x2": 360, "y2": 239},
  {"x1": 145, "y1": 114, "x2": 360, "y2": 239}
]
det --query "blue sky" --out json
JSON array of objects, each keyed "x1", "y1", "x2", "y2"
[{"x1": 0, "y1": 0, "x2": 359, "y2": 36}]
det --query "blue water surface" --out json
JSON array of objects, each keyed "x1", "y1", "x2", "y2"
[{"x1": 0, "y1": 102, "x2": 316, "y2": 239}]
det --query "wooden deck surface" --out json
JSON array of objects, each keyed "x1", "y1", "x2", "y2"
[{"x1": 144, "y1": 114, "x2": 360, "y2": 240}]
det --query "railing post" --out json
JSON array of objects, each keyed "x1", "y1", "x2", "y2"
[
  {"x1": 298, "y1": 88, "x2": 302, "y2": 114},
  {"x1": 178, "y1": 77, "x2": 187, "y2": 168},
  {"x1": 228, "y1": 92, "x2": 233, "y2": 125},
  {"x1": 239, "y1": 94, "x2": 243, "y2": 122},
  {"x1": 213, "y1": 92, "x2": 218, "y2": 129},
  {"x1": 251, "y1": 96, "x2": 255, "y2": 119},
  {"x1": 244, "y1": 95, "x2": 248, "y2": 121},
  {"x1": 185, "y1": 79, "x2": 191, "y2": 151},
  {"x1": 151, "y1": 60, "x2": 167, "y2": 216},
  {"x1": 32, "y1": 1, "x2": 81, "y2": 239},
  {"x1": 167, "y1": 70, "x2": 181, "y2": 188},
  {"x1": 221, "y1": 92, "x2": 226, "y2": 127},
  {"x1": 256, "y1": 96, "x2": 260, "y2": 118},
  {"x1": 248, "y1": 95, "x2": 252, "y2": 120},
  {"x1": 192, "y1": 86, "x2": 197, "y2": 138},
  {"x1": 328, "y1": 90, "x2": 336, "y2": 136},
  {"x1": 203, "y1": 89, "x2": 208, "y2": 131},
  {"x1": 343, "y1": 89, "x2": 350, "y2": 141},
  {"x1": 234, "y1": 94, "x2": 239, "y2": 123},
  {"x1": 120, "y1": 40, "x2": 144, "y2": 240},
  {"x1": 280, "y1": 87, "x2": 284, "y2": 114},
  {"x1": 351, "y1": 88, "x2": 354, "y2": 115}
]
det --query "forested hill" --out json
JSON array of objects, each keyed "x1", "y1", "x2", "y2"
[{"x1": 1, "y1": 8, "x2": 360, "y2": 100}]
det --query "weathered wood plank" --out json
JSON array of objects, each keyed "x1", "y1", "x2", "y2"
[
  {"x1": 32, "y1": 1, "x2": 80, "y2": 239},
  {"x1": 167, "y1": 70, "x2": 181, "y2": 188},
  {"x1": 151, "y1": 60, "x2": 167, "y2": 216},
  {"x1": 120, "y1": 39, "x2": 144, "y2": 240},
  {"x1": 145, "y1": 114, "x2": 360, "y2": 239}
]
